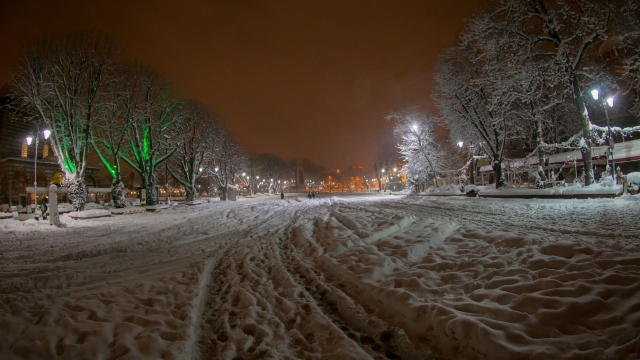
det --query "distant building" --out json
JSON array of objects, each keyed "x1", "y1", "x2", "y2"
[{"x1": 0, "y1": 84, "x2": 100, "y2": 206}]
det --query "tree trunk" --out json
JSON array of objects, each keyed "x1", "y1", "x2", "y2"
[
  {"x1": 185, "y1": 185, "x2": 195, "y2": 202},
  {"x1": 67, "y1": 177, "x2": 86, "y2": 211},
  {"x1": 144, "y1": 172, "x2": 158, "y2": 205},
  {"x1": 492, "y1": 160, "x2": 504, "y2": 189},
  {"x1": 572, "y1": 77, "x2": 595, "y2": 185},
  {"x1": 220, "y1": 187, "x2": 228, "y2": 201},
  {"x1": 111, "y1": 179, "x2": 127, "y2": 208}
]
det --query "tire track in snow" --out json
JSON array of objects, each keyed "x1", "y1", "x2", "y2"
[
  {"x1": 274, "y1": 199, "x2": 426, "y2": 359},
  {"x1": 193, "y1": 201, "x2": 305, "y2": 359},
  {"x1": 194, "y1": 199, "x2": 380, "y2": 359}
]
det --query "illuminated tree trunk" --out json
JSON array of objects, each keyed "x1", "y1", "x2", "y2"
[
  {"x1": 185, "y1": 185, "x2": 195, "y2": 202},
  {"x1": 67, "y1": 177, "x2": 86, "y2": 212},
  {"x1": 144, "y1": 172, "x2": 158, "y2": 205},
  {"x1": 112, "y1": 179, "x2": 126, "y2": 208}
]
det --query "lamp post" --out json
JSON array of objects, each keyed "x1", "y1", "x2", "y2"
[
  {"x1": 26, "y1": 128, "x2": 50, "y2": 214},
  {"x1": 591, "y1": 89, "x2": 616, "y2": 183}
]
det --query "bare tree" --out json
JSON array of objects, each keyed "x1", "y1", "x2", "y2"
[
  {"x1": 388, "y1": 109, "x2": 443, "y2": 192},
  {"x1": 90, "y1": 63, "x2": 139, "y2": 207},
  {"x1": 166, "y1": 101, "x2": 216, "y2": 202},
  {"x1": 433, "y1": 45, "x2": 519, "y2": 189},
  {"x1": 256, "y1": 154, "x2": 287, "y2": 193},
  {"x1": 372, "y1": 129, "x2": 400, "y2": 192},
  {"x1": 117, "y1": 64, "x2": 179, "y2": 205},
  {"x1": 491, "y1": 0, "x2": 637, "y2": 185},
  {"x1": 9, "y1": 31, "x2": 117, "y2": 210},
  {"x1": 209, "y1": 128, "x2": 244, "y2": 201},
  {"x1": 236, "y1": 153, "x2": 259, "y2": 195},
  {"x1": 620, "y1": 32, "x2": 640, "y2": 121}
]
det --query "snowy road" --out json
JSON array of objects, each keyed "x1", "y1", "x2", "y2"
[{"x1": 1, "y1": 194, "x2": 639, "y2": 359}]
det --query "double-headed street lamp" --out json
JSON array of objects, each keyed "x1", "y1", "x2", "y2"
[
  {"x1": 26, "y1": 128, "x2": 51, "y2": 214},
  {"x1": 591, "y1": 89, "x2": 616, "y2": 183}
]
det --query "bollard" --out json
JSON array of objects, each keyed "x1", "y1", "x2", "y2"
[{"x1": 49, "y1": 185, "x2": 62, "y2": 227}]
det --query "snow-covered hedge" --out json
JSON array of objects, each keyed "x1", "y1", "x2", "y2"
[{"x1": 627, "y1": 172, "x2": 640, "y2": 191}]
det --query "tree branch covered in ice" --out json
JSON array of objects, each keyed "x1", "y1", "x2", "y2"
[{"x1": 388, "y1": 109, "x2": 443, "y2": 191}]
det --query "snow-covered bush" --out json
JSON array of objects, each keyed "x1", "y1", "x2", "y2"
[
  {"x1": 627, "y1": 172, "x2": 640, "y2": 191},
  {"x1": 529, "y1": 170, "x2": 544, "y2": 189},
  {"x1": 599, "y1": 175, "x2": 614, "y2": 187}
]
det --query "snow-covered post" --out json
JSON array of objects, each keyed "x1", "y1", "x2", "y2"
[{"x1": 49, "y1": 184, "x2": 62, "y2": 227}]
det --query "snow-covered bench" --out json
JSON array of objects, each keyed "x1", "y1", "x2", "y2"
[
  {"x1": 69, "y1": 209, "x2": 112, "y2": 220},
  {"x1": 110, "y1": 206, "x2": 147, "y2": 215}
]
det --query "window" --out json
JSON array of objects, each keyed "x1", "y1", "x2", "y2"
[
  {"x1": 42, "y1": 144, "x2": 49, "y2": 158},
  {"x1": 21, "y1": 141, "x2": 28, "y2": 157},
  {"x1": 51, "y1": 172, "x2": 63, "y2": 185}
]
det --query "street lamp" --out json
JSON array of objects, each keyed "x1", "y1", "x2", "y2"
[
  {"x1": 412, "y1": 124, "x2": 418, "y2": 131},
  {"x1": 26, "y1": 128, "x2": 50, "y2": 215},
  {"x1": 591, "y1": 89, "x2": 616, "y2": 182},
  {"x1": 457, "y1": 141, "x2": 464, "y2": 147}
]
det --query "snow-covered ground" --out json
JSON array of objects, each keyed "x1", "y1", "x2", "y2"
[{"x1": 1, "y1": 193, "x2": 639, "y2": 359}]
